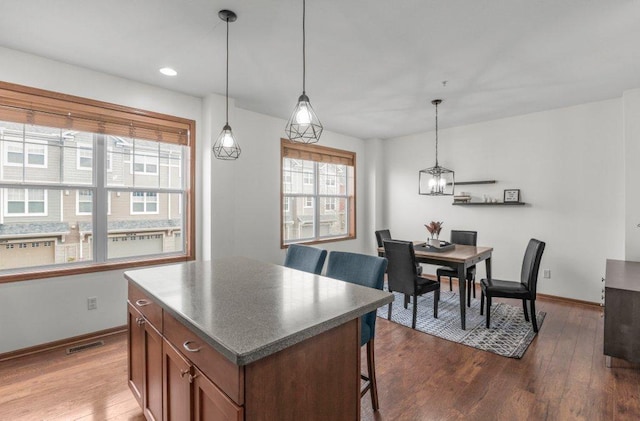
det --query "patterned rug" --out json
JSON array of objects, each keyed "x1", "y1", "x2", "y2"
[{"x1": 377, "y1": 290, "x2": 545, "y2": 358}]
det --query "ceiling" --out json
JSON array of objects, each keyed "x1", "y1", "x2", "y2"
[{"x1": 1, "y1": 0, "x2": 639, "y2": 139}]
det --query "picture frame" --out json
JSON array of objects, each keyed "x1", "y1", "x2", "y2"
[{"x1": 503, "y1": 189, "x2": 520, "y2": 203}]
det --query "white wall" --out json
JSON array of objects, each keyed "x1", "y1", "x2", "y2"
[
  {"x1": 0, "y1": 47, "x2": 203, "y2": 353},
  {"x1": 383, "y1": 99, "x2": 625, "y2": 303},
  {"x1": 624, "y1": 89, "x2": 640, "y2": 260}
]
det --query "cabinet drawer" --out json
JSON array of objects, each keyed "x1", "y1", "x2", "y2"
[
  {"x1": 163, "y1": 311, "x2": 244, "y2": 405},
  {"x1": 128, "y1": 283, "x2": 163, "y2": 331}
]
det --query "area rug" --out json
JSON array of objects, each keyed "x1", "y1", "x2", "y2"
[{"x1": 376, "y1": 290, "x2": 546, "y2": 358}]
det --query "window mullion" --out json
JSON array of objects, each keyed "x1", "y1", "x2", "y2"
[
  {"x1": 94, "y1": 134, "x2": 107, "y2": 263},
  {"x1": 314, "y1": 162, "x2": 320, "y2": 239}
]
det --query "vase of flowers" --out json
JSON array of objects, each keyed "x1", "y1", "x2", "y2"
[{"x1": 425, "y1": 221, "x2": 443, "y2": 246}]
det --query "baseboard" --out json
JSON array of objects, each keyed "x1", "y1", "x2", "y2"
[
  {"x1": 0, "y1": 325, "x2": 127, "y2": 362},
  {"x1": 428, "y1": 276, "x2": 601, "y2": 308},
  {"x1": 536, "y1": 293, "x2": 601, "y2": 308}
]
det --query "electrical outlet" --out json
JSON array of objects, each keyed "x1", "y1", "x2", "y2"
[
  {"x1": 543, "y1": 269, "x2": 551, "y2": 279},
  {"x1": 87, "y1": 297, "x2": 98, "y2": 310}
]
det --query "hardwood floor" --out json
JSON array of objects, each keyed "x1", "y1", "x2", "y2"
[{"x1": 1, "y1": 295, "x2": 639, "y2": 420}]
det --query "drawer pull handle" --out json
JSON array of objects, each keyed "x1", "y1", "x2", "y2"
[
  {"x1": 188, "y1": 373, "x2": 198, "y2": 383},
  {"x1": 135, "y1": 317, "x2": 145, "y2": 327},
  {"x1": 180, "y1": 369, "x2": 190, "y2": 378},
  {"x1": 135, "y1": 299, "x2": 151, "y2": 307},
  {"x1": 183, "y1": 341, "x2": 202, "y2": 353}
]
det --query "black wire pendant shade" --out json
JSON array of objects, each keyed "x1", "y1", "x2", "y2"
[
  {"x1": 213, "y1": 10, "x2": 241, "y2": 160},
  {"x1": 285, "y1": 0, "x2": 323, "y2": 144},
  {"x1": 419, "y1": 99, "x2": 455, "y2": 195}
]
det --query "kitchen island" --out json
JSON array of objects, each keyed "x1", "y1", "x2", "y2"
[{"x1": 125, "y1": 257, "x2": 393, "y2": 421}]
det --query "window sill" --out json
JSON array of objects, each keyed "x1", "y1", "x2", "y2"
[
  {"x1": 0, "y1": 254, "x2": 194, "y2": 284},
  {"x1": 281, "y1": 235, "x2": 356, "y2": 249}
]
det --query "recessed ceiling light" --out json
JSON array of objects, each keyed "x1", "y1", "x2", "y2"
[{"x1": 159, "y1": 67, "x2": 177, "y2": 76}]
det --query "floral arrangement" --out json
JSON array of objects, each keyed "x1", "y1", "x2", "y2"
[{"x1": 425, "y1": 221, "x2": 443, "y2": 239}]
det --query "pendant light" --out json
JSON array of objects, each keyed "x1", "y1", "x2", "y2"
[
  {"x1": 213, "y1": 10, "x2": 241, "y2": 160},
  {"x1": 419, "y1": 99, "x2": 455, "y2": 195},
  {"x1": 285, "y1": 0, "x2": 323, "y2": 144}
]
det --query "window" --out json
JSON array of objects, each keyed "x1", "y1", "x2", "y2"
[
  {"x1": 131, "y1": 192, "x2": 158, "y2": 214},
  {"x1": 0, "y1": 81, "x2": 195, "y2": 282},
  {"x1": 325, "y1": 197, "x2": 337, "y2": 211},
  {"x1": 5, "y1": 188, "x2": 47, "y2": 215},
  {"x1": 77, "y1": 142, "x2": 93, "y2": 170},
  {"x1": 3, "y1": 139, "x2": 48, "y2": 168},
  {"x1": 281, "y1": 139, "x2": 355, "y2": 247},
  {"x1": 76, "y1": 190, "x2": 93, "y2": 215},
  {"x1": 132, "y1": 153, "x2": 159, "y2": 175}
]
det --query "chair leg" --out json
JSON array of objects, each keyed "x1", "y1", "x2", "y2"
[
  {"x1": 480, "y1": 291, "x2": 484, "y2": 315},
  {"x1": 365, "y1": 340, "x2": 379, "y2": 411},
  {"x1": 387, "y1": 302, "x2": 393, "y2": 321},
  {"x1": 412, "y1": 294, "x2": 418, "y2": 329},
  {"x1": 485, "y1": 296, "x2": 492, "y2": 328},
  {"x1": 472, "y1": 277, "x2": 476, "y2": 298},
  {"x1": 522, "y1": 299, "x2": 530, "y2": 322},
  {"x1": 530, "y1": 300, "x2": 538, "y2": 333},
  {"x1": 449, "y1": 277, "x2": 453, "y2": 291},
  {"x1": 466, "y1": 277, "x2": 472, "y2": 307},
  {"x1": 434, "y1": 290, "x2": 439, "y2": 318},
  {"x1": 404, "y1": 294, "x2": 409, "y2": 309}
]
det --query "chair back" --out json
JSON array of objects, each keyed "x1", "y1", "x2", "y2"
[
  {"x1": 520, "y1": 238, "x2": 546, "y2": 295},
  {"x1": 451, "y1": 230, "x2": 477, "y2": 246},
  {"x1": 325, "y1": 251, "x2": 388, "y2": 346},
  {"x1": 283, "y1": 244, "x2": 327, "y2": 275},
  {"x1": 375, "y1": 229, "x2": 392, "y2": 248},
  {"x1": 383, "y1": 240, "x2": 418, "y2": 296}
]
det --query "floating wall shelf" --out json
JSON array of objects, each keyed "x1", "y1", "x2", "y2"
[
  {"x1": 455, "y1": 180, "x2": 497, "y2": 186},
  {"x1": 452, "y1": 202, "x2": 526, "y2": 206}
]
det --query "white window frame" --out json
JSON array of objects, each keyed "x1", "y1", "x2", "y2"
[
  {"x1": 76, "y1": 142, "x2": 93, "y2": 171},
  {"x1": 130, "y1": 191, "x2": 159, "y2": 215},
  {"x1": 325, "y1": 197, "x2": 337, "y2": 211},
  {"x1": 3, "y1": 139, "x2": 48, "y2": 168},
  {"x1": 303, "y1": 171, "x2": 313, "y2": 185},
  {"x1": 4, "y1": 188, "x2": 48, "y2": 216},
  {"x1": 76, "y1": 189, "x2": 93, "y2": 215},
  {"x1": 131, "y1": 153, "x2": 159, "y2": 175}
]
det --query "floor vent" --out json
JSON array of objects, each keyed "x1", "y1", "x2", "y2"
[{"x1": 66, "y1": 340, "x2": 105, "y2": 355}]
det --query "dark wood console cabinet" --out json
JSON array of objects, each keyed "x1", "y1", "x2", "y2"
[{"x1": 604, "y1": 259, "x2": 640, "y2": 365}]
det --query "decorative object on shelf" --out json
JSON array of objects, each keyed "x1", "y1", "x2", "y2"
[
  {"x1": 503, "y1": 189, "x2": 521, "y2": 203},
  {"x1": 425, "y1": 221, "x2": 443, "y2": 241},
  {"x1": 213, "y1": 10, "x2": 241, "y2": 160},
  {"x1": 452, "y1": 201, "x2": 526, "y2": 206},
  {"x1": 285, "y1": 0, "x2": 323, "y2": 144},
  {"x1": 419, "y1": 99, "x2": 454, "y2": 195},
  {"x1": 454, "y1": 192, "x2": 471, "y2": 203}
]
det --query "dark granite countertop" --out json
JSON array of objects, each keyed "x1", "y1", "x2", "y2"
[{"x1": 124, "y1": 257, "x2": 393, "y2": 366}]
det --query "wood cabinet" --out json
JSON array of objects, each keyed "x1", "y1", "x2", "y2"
[
  {"x1": 604, "y1": 259, "x2": 640, "y2": 364},
  {"x1": 127, "y1": 302, "x2": 162, "y2": 421},
  {"x1": 128, "y1": 280, "x2": 362, "y2": 420}
]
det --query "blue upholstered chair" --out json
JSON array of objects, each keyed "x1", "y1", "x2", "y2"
[
  {"x1": 283, "y1": 244, "x2": 327, "y2": 275},
  {"x1": 325, "y1": 251, "x2": 388, "y2": 411}
]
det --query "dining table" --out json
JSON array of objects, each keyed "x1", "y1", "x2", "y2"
[{"x1": 378, "y1": 243, "x2": 493, "y2": 330}]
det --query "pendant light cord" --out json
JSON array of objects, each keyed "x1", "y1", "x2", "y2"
[
  {"x1": 434, "y1": 101, "x2": 439, "y2": 167},
  {"x1": 225, "y1": 16, "x2": 230, "y2": 124},
  {"x1": 302, "y1": 0, "x2": 306, "y2": 94}
]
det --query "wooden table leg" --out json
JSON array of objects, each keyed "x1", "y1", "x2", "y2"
[
  {"x1": 458, "y1": 264, "x2": 466, "y2": 330},
  {"x1": 485, "y1": 256, "x2": 492, "y2": 280}
]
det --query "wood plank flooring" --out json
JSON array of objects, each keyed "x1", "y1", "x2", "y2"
[{"x1": 1, "y1": 295, "x2": 639, "y2": 420}]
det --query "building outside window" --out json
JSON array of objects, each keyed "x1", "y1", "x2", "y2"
[
  {"x1": 281, "y1": 139, "x2": 355, "y2": 246},
  {"x1": 0, "y1": 82, "x2": 195, "y2": 280}
]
